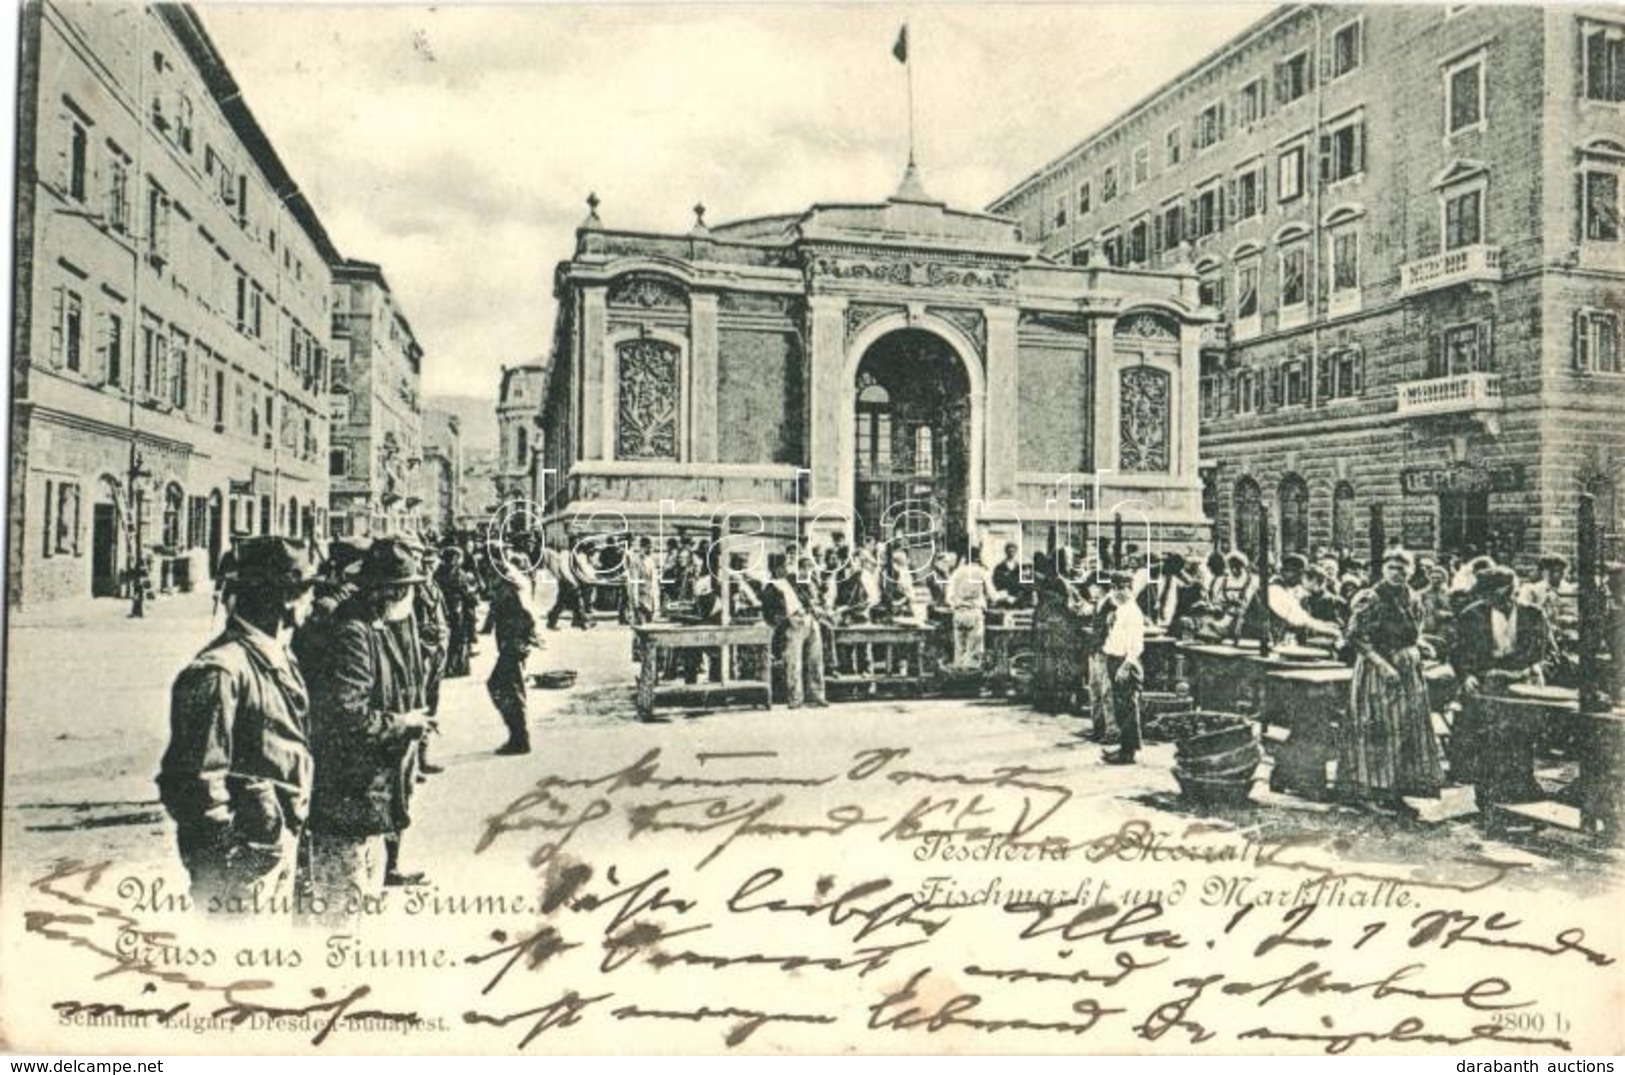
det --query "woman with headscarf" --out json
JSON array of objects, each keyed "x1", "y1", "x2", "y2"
[{"x1": 1338, "y1": 548, "x2": 1442, "y2": 817}]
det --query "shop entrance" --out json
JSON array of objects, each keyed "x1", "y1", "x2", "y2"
[
  {"x1": 91, "y1": 504, "x2": 120, "y2": 597},
  {"x1": 851, "y1": 329, "x2": 970, "y2": 566},
  {"x1": 1438, "y1": 490, "x2": 1490, "y2": 558}
]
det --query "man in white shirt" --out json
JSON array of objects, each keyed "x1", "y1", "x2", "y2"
[
  {"x1": 1268, "y1": 554, "x2": 1342, "y2": 645},
  {"x1": 1100, "y1": 572, "x2": 1146, "y2": 765},
  {"x1": 947, "y1": 547, "x2": 996, "y2": 670}
]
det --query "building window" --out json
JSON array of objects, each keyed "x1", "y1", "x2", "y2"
[
  {"x1": 102, "y1": 311, "x2": 123, "y2": 387},
  {"x1": 1129, "y1": 218, "x2": 1149, "y2": 264},
  {"x1": 105, "y1": 150, "x2": 130, "y2": 232},
  {"x1": 1101, "y1": 231, "x2": 1123, "y2": 268},
  {"x1": 1575, "y1": 309, "x2": 1623, "y2": 373},
  {"x1": 1197, "y1": 267, "x2": 1224, "y2": 312},
  {"x1": 1279, "y1": 243, "x2": 1307, "y2": 311},
  {"x1": 1278, "y1": 144, "x2": 1306, "y2": 203},
  {"x1": 1278, "y1": 474, "x2": 1309, "y2": 554},
  {"x1": 176, "y1": 94, "x2": 194, "y2": 153},
  {"x1": 68, "y1": 118, "x2": 88, "y2": 202},
  {"x1": 616, "y1": 338, "x2": 681, "y2": 460},
  {"x1": 1331, "y1": 20, "x2": 1363, "y2": 79},
  {"x1": 1194, "y1": 183, "x2": 1225, "y2": 238},
  {"x1": 1276, "y1": 50, "x2": 1312, "y2": 105},
  {"x1": 1283, "y1": 358, "x2": 1308, "y2": 407},
  {"x1": 1234, "y1": 477, "x2": 1263, "y2": 561},
  {"x1": 1240, "y1": 76, "x2": 1267, "y2": 125},
  {"x1": 1234, "y1": 163, "x2": 1265, "y2": 220},
  {"x1": 1052, "y1": 192, "x2": 1068, "y2": 229},
  {"x1": 1071, "y1": 243, "x2": 1093, "y2": 267},
  {"x1": 914, "y1": 425, "x2": 935, "y2": 476},
  {"x1": 1443, "y1": 185, "x2": 1484, "y2": 250},
  {"x1": 856, "y1": 380, "x2": 892, "y2": 475},
  {"x1": 145, "y1": 182, "x2": 170, "y2": 264},
  {"x1": 514, "y1": 425, "x2": 528, "y2": 465},
  {"x1": 1102, "y1": 164, "x2": 1119, "y2": 203},
  {"x1": 1078, "y1": 180, "x2": 1092, "y2": 214},
  {"x1": 1324, "y1": 114, "x2": 1365, "y2": 183},
  {"x1": 1200, "y1": 374, "x2": 1222, "y2": 420},
  {"x1": 1161, "y1": 203, "x2": 1184, "y2": 255},
  {"x1": 1430, "y1": 320, "x2": 1495, "y2": 377},
  {"x1": 1165, "y1": 125, "x2": 1182, "y2": 167},
  {"x1": 1195, "y1": 101, "x2": 1225, "y2": 150},
  {"x1": 44, "y1": 480, "x2": 81, "y2": 558},
  {"x1": 1446, "y1": 55, "x2": 1485, "y2": 134},
  {"x1": 1582, "y1": 22, "x2": 1625, "y2": 103},
  {"x1": 162, "y1": 484, "x2": 184, "y2": 550},
  {"x1": 1236, "y1": 260, "x2": 1261, "y2": 320},
  {"x1": 1582, "y1": 169, "x2": 1621, "y2": 242},
  {"x1": 1133, "y1": 144, "x2": 1151, "y2": 187},
  {"x1": 1332, "y1": 482, "x2": 1357, "y2": 551},
  {"x1": 52, "y1": 287, "x2": 84, "y2": 372},
  {"x1": 1330, "y1": 226, "x2": 1361, "y2": 311},
  {"x1": 170, "y1": 333, "x2": 188, "y2": 409},
  {"x1": 1232, "y1": 370, "x2": 1262, "y2": 415},
  {"x1": 1319, "y1": 346, "x2": 1366, "y2": 401}
]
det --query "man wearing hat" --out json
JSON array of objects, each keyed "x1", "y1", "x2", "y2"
[
  {"x1": 486, "y1": 551, "x2": 541, "y2": 753},
  {"x1": 1139, "y1": 552, "x2": 1203, "y2": 638},
  {"x1": 1520, "y1": 554, "x2": 1570, "y2": 629},
  {"x1": 1448, "y1": 564, "x2": 1553, "y2": 812},
  {"x1": 158, "y1": 537, "x2": 320, "y2": 910},
  {"x1": 1267, "y1": 553, "x2": 1343, "y2": 646},
  {"x1": 1100, "y1": 571, "x2": 1147, "y2": 764},
  {"x1": 303, "y1": 538, "x2": 433, "y2": 909},
  {"x1": 413, "y1": 543, "x2": 450, "y2": 750},
  {"x1": 760, "y1": 553, "x2": 828, "y2": 709}
]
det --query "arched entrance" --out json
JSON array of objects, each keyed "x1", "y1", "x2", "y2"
[
  {"x1": 1234, "y1": 476, "x2": 1263, "y2": 563},
  {"x1": 91, "y1": 474, "x2": 124, "y2": 597},
  {"x1": 850, "y1": 329, "x2": 971, "y2": 563}
]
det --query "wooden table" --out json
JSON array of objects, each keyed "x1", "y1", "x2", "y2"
[
  {"x1": 1264, "y1": 662, "x2": 1455, "y2": 799},
  {"x1": 632, "y1": 623, "x2": 774, "y2": 721},
  {"x1": 1467, "y1": 687, "x2": 1625, "y2": 841},
  {"x1": 829, "y1": 623, "x2": 933, "y2": 697}
]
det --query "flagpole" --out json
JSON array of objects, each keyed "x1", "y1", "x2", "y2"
[{"x1": 905, "y1": 34, "x2": 915, "y2": 166}]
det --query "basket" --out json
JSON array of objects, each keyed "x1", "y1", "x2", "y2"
[
  {"x1": 1176, "y1": 741, "x2": 1264, "y2": 776},
  {"x1": 1175, "y1": 721, "x2": 1257, "y2": 759},
  {"x1": 1173, "y1": 767, "x2": 1257, "y2": 807},
  {"x1": 534, "y1": 670, "x2": 578, "y2": 690}
]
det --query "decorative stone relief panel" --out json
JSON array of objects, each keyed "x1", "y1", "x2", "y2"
[
  {"x1": 931, "y1": 307, "x2": 987, "y2": 355},
  {"x1": 615, "y1": 339, "x2": 680, "y2": 460},
  {"x1": 844, "y1": 302, "x2": 901, "y2": 346},
  {"x1": 1114, "y1": 312, "x2": 1180, "y2": 341},
  {"x1": 1119, "y1": 365, "x2": 1171, "y2": 473},
  {"x1": 608, "y1": 274, "x2": 689, "y2": 311}
]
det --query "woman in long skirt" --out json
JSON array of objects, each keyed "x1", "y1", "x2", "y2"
[{"x1": 1339, "y1": 548, "x2": 1443, "y2": 815}]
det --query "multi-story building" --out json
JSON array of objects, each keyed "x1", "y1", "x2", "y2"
[
  {"x1": 991, "y1": 5, "x2": 1625, "y2": 566},
  {"x1": 458, "y1": 447, "x2": 499, "y2": 529},
  {"x1": 421, "y1": 407, "x2": 462, "y2": 535},
  {"x1": 327, "y1": 259, "x2": 426, "y2": 537},
  {"x1": 495, "y1": 362, "x2": 547, "y2": 507},
  {"x1": 10, "y1": 1, "x2": 338, "y2": 607}
]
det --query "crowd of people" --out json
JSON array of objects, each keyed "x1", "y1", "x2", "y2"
[
  {"x1": 161, "y1": 531, "x2": 540, "y2": 916},
  {"x1": 159, "y1": 523, "x2": 1620, "y2": 913}
]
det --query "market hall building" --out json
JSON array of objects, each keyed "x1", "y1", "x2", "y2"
[{"x1": 538, "y1": 173, "x2": 1215, "y2": 562}]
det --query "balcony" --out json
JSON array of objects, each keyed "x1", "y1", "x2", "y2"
[
  {"x1": 1396, "y1": 372, "x2": 1503, "y2": 418},
  {"x1": 1199, "y1": 322, "x2": 1230, "y2": 348},
  {"x1": 1398, "y1": 244, "x2": 1503, "y2": 297}
]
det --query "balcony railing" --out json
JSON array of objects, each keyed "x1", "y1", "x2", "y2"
[
  {"x1": 1398, "y1": 244, "x2": 1503, "y2": 297},
  {"x1": 1199, "y1": 322, "x2": 1230, "y2": 348},
  {"x1": 1396, "y1": 372, "x2": 1504, "y2": 418}
]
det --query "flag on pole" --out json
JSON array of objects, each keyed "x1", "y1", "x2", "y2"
[{"x1": 892, "y1": 24, "x2": 908, "y2": 64}]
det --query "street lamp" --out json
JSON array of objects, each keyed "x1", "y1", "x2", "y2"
[{"x1": 128, "y1": 445, "x2": 151, "y2": 618}]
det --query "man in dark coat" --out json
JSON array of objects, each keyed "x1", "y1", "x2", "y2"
[
  {"x1": 302, "y1": 539, "x2": 431, "y2": 912},
  {"x1": 436, "y1": 547, "x2": 479, "y2": 678},
  {"x1": 158, "y1": 537, "x2": 319, "y2": 911},
  {"x1": 487, "y1": 554, "x2": 540, "y2": 754},
  {"x1": 413, "y1": 543, "x2": 450, "y2": 743}
]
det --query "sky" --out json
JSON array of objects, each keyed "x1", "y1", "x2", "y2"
[{"x1": 200, "y1": 2, "x2": 1270, "y2": 400}]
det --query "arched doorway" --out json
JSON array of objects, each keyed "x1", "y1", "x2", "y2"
[
  {"x1": 1234, "y1": 476, "x2": 1262, "y2": 563},
  {"x1": 851, "y1": 329, "x2": 971, "y2": 563},
  {"x1": 1278, "y1": 474, "x2": 1309, "y2": 556},
  {"x1": 1332, "y1": 481, "x2": 1356, "y2": 553}
]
